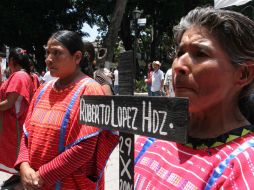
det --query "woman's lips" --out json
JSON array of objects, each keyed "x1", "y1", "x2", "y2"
[
  {"x1": 173, "y1": 75, "x2": 195, "y2": 92},
  {"x1": 174, "y1": 86, "x2": 194, "y2": 91},
  {"x1": 48, "y1": 67, "x2": 57, "y2": 71}
]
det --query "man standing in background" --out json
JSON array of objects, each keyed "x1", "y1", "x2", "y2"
[{"x1": 151, "y1": 61, "x2": 164, "y2": 96}]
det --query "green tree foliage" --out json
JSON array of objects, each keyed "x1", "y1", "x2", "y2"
[
  {"x1": 0, "y1": 0, "x2": 214, "y2": 71},
  {"x1": 117, "y1": 0, "x2": 214, "y2": 69},
  {"x1": 0, "y1": 0, "x2": 96, "y2": 71},
  {"x1": 79, "y1": 0, "x2": 214, "y2": 75}
]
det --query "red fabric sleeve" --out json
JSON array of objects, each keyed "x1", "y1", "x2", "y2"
[
  {"x1": 38, "y1": 135, "x2": 98, "y2": 186},
  {"x1": 14, "y1": 134, "x2": 30, "y2": 169},
  {"x1": 5, "y1": 71, "x2": 32, "y2": 103}
]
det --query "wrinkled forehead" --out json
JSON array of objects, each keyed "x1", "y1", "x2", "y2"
[
  {"x1": 180, "y1": 26, "x2": 213, "y2": 43},
  {"x1": 179, "y1": 26, "x2": 223, "y2": 50}
]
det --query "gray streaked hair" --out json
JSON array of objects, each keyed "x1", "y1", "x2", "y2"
[{"x1": 173, "y1": 6, "x2": 254, "y2": 65}]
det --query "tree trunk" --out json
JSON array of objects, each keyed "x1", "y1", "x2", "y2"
[
  {"x1": 119, "y1": 12, "x2": 132, "y2": 51},
  {"x1": 150, "y1": 8, "x2": 161, "y2": 61},
  {"x1": 103, "y1": 0, "x2": 128, "y2": 69}
]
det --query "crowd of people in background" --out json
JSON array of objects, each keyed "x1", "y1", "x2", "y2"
[
  {"x1": 0, "y1": 39, "x2": 180, "y2": 189},
  {"x1": 0, "y1": 36, "x2": 174, "y2": 189},
  {"x1": 1, "y1": 45, "x2": 173, "y2": 99},
  {"x1": 145, "y1": 60, "x2": 174, "y2": 97},
  {"x1": 0, "y1": 44, "x2": 177, "y2": 190}
]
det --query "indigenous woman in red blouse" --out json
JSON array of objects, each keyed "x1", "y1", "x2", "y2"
[
  {"x1": 0, "y1": 48, "x2": 39, "y2": 183},
  {"x1": 135, "y1": 7, "x2": 254, "y2": 190},
  {"x1": 15, "y1": 30, "x2": 118, "y2": 190}
]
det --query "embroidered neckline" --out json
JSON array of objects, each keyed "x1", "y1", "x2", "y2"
[
  {"x1": 185, "y1": 125, "x2": 254, "y2": 149},
  {"x1": 53, "y1": 80, "x2": 75, "y2": 92},
  {"x1": 52, "y1": 76, "x2": 89, "y2": 93}
]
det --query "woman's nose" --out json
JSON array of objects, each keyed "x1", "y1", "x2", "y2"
[
  {"x1": 45, "y1": 54, "x2": 53, "y2": 65},
  {"x1": 173, "y1": 53, "x2": 191, "y2": 76}
]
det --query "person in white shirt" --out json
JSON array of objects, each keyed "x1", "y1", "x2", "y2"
[
  {"x1": 151, "y1": 61, "x2": 164, "y2": 96},
  {"x1": 164, "y1": 68, "x2": 175, "y2": 97},
  {"x1": 42, "y1": 69, "x2": 58, "y2": 83},
  {"x1": 113, "y1": 67, "x2": 119, "y2": 95}
]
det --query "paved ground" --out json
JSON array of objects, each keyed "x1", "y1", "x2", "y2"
[
  {"x1": 105, "y1": 144, "x2": 119, "y2": 190},
  {"x1": 0, "y1": 171, "x2": 11, "y2": 187}
]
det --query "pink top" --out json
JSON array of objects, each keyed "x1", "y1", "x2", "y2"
[{"x1": 135, "y1": 132, "x2": 254, "y2": 190}]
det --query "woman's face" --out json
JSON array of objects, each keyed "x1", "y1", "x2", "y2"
[
  {"x1": 172, "y1": 26, "x2": 239, "y2": 113},
  {"x1": 45, "y1": 39, "x2": 80, "y2": 79},
  {"x1": 148, "y1": 64, "x2": 152, "y2": 70}
]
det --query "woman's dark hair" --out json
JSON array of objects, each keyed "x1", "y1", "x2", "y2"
[
  {"x1": 148, "y1": 63, "x2": 153, "y2": 72},
  {"x1": 49, "y1": 30, "x2": 93, "y2": 77},
  {"x1": 173, "y1": 7, "x2": 254, "y2": 124},
  {"x1": 8, "y1": 47, "x2": 31, "y2": 73}
]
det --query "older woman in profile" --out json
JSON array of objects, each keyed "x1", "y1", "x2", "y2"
[
  {"x1": 135, "y1": 7, "x2": 254, "y2": 190},
  {"x1": 15, "y1": 30, "x2": 118, "y2": 190}
]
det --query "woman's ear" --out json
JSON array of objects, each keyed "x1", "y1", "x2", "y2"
[
  {"x1": 74, "y1": 51, "x2": 82, "y2": 65},
  {"x1": 235, "y1": 61, "x2": 254, "y2": 87}
]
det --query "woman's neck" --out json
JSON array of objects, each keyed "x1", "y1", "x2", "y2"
[
  {"x1": 56, "y1": 69, "x2": 85, "y2": 89},
  {"x1": 12, "y1": 65, "x2": 23, "y2": 73},
  {"x1": 188, "y1": 103, "x2": 250, "y2": 139}
]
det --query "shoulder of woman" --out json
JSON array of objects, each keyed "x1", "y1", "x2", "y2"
[
  {"x1": 82, "y1": 78, "x2": 104, "y2": 95},
  {"x1": 13, "y1": 70, "x2": 30, "y2": 78},
  {"x1": 84, "y1": 79, "x2": 102, "y2": 88},
  {"x1": 31, "y1": 72, "x2": 39, "y2": 79},
  {"x1": 7, "y1": 71, "x2": 28, "y2": 82},
  {"x1": 101, "y1": 84, "x2": 113, "y2": 95}
]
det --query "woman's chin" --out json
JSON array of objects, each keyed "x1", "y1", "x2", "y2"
[
  {"x1": 188, "y1": 106, "x2": 199, "y2": 113},
  {"x1": 174, "y1": 93, "x2": 199, "y2": 113},
  {"x1": 49, "y1": 70, "x2": 58, "y2": 77},
  {"x1": 174, "y1": 90, "x2": 195, "y2": 98}
]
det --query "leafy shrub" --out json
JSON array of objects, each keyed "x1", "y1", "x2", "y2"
[{"x1": 135, "y1": 79, "x2": 147, "y2": 93}]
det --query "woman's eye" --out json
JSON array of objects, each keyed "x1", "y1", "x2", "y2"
[
  {"x1": 45, "y1": 50, "x2": 62, "y2": 58},
  {"x1": 53, "y1": 50, "x2": 60, "y2": 56},
  {"x1": 176, "y1": 50, "x2": 184, "y2": 57},
  {"x1": 195, "y1": 51, "x2": 208, "y2": 58}
]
